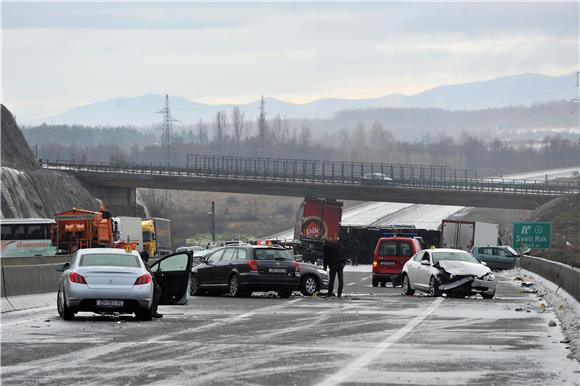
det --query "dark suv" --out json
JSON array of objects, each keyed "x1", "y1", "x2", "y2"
[{"x1": 190, "y1": 245, "x2": 300, "y2": 298}]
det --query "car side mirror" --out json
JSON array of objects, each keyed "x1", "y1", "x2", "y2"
[
  {"x1": 55, "y1": 262, "x2": 69, "y2": 272},
  {"x1": 295, "y1": 255, "x2": 303, "y2": 262},
  {"x1": 481, "y1": 261, "x2": 488, "y2": 266},
  {"x1": 421, "y1": 260, "x2": 430, "y2": 266}
]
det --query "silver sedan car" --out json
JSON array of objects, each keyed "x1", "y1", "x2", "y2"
[
  {"x1": 401, "y1": 248, "x2": 496, "y2": 299},
  {"x1": 56, "y1": 248, "x2": 193, "y2": 320}
]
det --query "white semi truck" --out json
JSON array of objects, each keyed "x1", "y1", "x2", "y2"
[{"x1": 440, "y1": 219, "x2": 499, "y2": 251}]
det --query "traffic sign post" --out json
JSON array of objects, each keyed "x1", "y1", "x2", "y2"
[{"x1": 512, "y1": 222, "x2": 551, "y2": 249}]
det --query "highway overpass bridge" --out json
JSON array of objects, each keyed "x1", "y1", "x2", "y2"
[{"x1": 41, "y1": 156, "x2": 579, "y2": 215}]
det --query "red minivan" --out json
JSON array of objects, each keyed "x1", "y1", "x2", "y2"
[{"x1": 372, "y1": 237, "x2": 422, "y2": 287}]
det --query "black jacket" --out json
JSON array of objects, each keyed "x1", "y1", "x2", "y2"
[{"x1": 323, "y1": 242, "x2": 346, "y2": 268}]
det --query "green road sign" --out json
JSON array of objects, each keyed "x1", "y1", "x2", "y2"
[{"x1": 512, "y1": 222, "x2": 551, "y2": 249}]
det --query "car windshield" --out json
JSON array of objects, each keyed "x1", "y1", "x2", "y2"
[
  {"x1": 432, "y1": 251, "x2": 479, "y2": 264},
  {"x1": 253, "y1": 248, "x2": 293, "y2": 261},
  {"x1": 80, "y1": 253, "x2": 141, "y2": 268},
  {"x1": 505, "y1": 246, "x2": 518, "y2": 256}
]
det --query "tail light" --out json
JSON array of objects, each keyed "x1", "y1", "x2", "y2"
[
  {"x1": 294, "y1": 261, "x2": 300, "y2": 273},
  {"x1": 69, "y1": 272, "x2": 87, "y2": 284},
  {"x1": 134, "y1": 273, "x2": 151, "y2": 285},
  {"x1": 248, "y1": 259, "x2": 258, "y2": 272},
  {"x1": 372, "y1": 261, "x2": 378, "y2": 268}
]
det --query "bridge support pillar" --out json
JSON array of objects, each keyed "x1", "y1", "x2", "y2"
[{"x1": 81, "y1": 183, "x2": 143, "y2": 217}]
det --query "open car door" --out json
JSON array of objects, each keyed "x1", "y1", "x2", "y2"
[{"x1": 149, "y1": 252, "x2": 192, "y2": 305}]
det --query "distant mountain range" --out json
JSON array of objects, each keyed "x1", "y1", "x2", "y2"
[{"x1": 30, "y1": 72, "x2": 578, "y2": 126}]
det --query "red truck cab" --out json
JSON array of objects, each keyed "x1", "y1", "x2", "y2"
[{"x1": 372, "y1": 236, "x2": 422, "y2": 287}]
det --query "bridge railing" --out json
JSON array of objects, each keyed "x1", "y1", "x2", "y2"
[{"x1": 40, "y1": 159, "x2": 579, "y2": 196}]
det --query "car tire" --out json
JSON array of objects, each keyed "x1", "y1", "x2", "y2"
[
  {"x1": 300, "y1": 275, "x2": 320, "y2": 296},
  {"x1": 190, "y1": 274, "x2": 200, "y2": 296},
  {"x1": 392, "y1": 276, "x2": 402, "y2": 287},
  {"x1": 401, "y1": 274, "x2": 415, "y2": 296},
  {"x1": 429, "y1": 276, "x2": 441, "y2": 297},
  {"x1": 135, "y1": 306, "x2": 153, "y2": 321},
  {"x1": 372, "y1": 277, "x2": 379, "y2": 287},
  {"x1": 380, "y1": 281, "x2": 386, "y2": 287},
  {"x1": 228, "y1": 274, "x2": 241, "y2": 297},
  {"x1": 57, "y1": 289, "x2": 74, "y2": 320},
  {"x1": 278, "y1": 290, "x2": 293, "y2": 299},
  {"x1": 481, "y1": 291, "x2": 495, "y2": 299}
]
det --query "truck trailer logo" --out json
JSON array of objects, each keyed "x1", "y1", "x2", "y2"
[{"x1": 302, "y1": 217, "x2": 327, "y2": 239}]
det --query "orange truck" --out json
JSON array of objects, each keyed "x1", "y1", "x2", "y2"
[{"x1": 54, "y1": 208, "x2": 115, "y2": 254}]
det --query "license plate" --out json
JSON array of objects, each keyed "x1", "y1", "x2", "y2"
[
  {"x1": 96, "y1": 300, "x2": 124, "y2": 307},
  {"x1": 269, "y1": 268, "x2": 286, "y2": 273},
  {"x1": 380, "y1": 261, "x2": 396, "y2": 266}
]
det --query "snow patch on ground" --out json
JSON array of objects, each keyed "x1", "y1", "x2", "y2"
[{"x1": 510, "y1": 267, "x2": 580, "y2": 363}]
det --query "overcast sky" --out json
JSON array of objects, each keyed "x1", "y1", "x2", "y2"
[{"x1": 2, "y1": 1, "x2": 578, "y2": 120}]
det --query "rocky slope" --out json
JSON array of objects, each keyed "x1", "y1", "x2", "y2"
[{"x1": 1, "y1": 104, "x2": 100, "y2": 218}]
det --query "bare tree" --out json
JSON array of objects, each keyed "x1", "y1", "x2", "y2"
[
  {"x1": 257, "y1": 96, "x2": 269, "y2": 143},
  {"x1": 197, "y1": 119, "x2": 208, "y2": 145},
  {"x1": 271, "y1": 113, "x2": 283, "y2": 145},
  {"x1": 300, "y1": 124, "x2": 312, "y2": 147},
  {"x1": 231, "y1": 106, "x2": 245, "y2": 143},
  {"x1": 213, "y1": 111, "x2": 227, "y2": 142}
]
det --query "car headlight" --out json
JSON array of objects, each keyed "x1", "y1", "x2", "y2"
[{"x1": 482, "y1": 272, "x2": 495, "y2": 281}]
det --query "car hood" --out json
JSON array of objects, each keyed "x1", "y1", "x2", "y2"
[{"x1": 436, "y1": 260, "x2": 490, "y2": 277}]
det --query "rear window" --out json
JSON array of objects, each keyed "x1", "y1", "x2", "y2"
[
  {"x1": 379, "y1": 241, "x2": 397, "y2": 256},
  {"x1": 80, "y1": 254, "x2": 141, "y2": 268},
  {"x1": 253, "y1": 248, "x2": 293, "y2": 261}
]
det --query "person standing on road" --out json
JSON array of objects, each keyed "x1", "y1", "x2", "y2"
[
  {"x1": 323, "y1": 239, "x2": 347, "y2": 298},
  {"x1": 140, "y1": 254, "x2": 163, "y2": 319},
  {"x1": 348, "y1": 238, "x2": 361, "y2": 266}
]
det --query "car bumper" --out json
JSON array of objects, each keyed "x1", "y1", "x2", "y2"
[
  {"x1": 240, "y1": 272, "x2": 300, "y2": 291},
  {"x1": 65, "y1": 282, "x2": 153, "y2": 312},
  {"x1": 439, "y1": 277, "x2": 496, "y2": 294},
  {"x1": 373, "y1": 273, "x2": 401, "y2": 282}
]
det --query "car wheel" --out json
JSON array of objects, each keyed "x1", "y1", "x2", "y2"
[
  {"x1": 401, "y1": 274, "x2": 415, "y2": 296},
  {"x1": 190, "y1": 274, "x2": 200, "y2": 296},
  {"x1": 481, "y1": 291, "x2": 495, "y2": 299},
  {"x1": 300, "y1": 275, "x2": 319, "y2": 296},
  {"x1": 392, "y1": 276, "x2": 402, "y2": 287},
  {"x1": 57, "y1": 289, "x2": 74, "y2": 320},
  {"x1": 135, "y1": 306, "x2": 153, "y2": 321},
  {"x1": 278, "y1": 290, "x2": 293, "y2": 299},
  {"x1": 429, "y1": 276, "x2": 441, "y2": 297},
  {"x1": 228, "y1": 274, "x2": 241, "y2": 297},
  {"x1": 372, "y1": 277, "x2": 379, "y2": 287}
]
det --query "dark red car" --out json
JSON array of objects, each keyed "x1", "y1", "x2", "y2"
[{"x1": 372, "y1": 237, "x2": 422, "y2": 287}]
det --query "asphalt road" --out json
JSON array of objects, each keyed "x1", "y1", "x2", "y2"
[{"x1": 1, "y1": 268, "x2": 578, "y2": 385}]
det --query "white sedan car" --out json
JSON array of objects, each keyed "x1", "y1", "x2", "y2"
[
  {"x1": 401, "y1": 248, "x2": 496, "y2": 299},
  {"x1": 56, "y1": 248, "x2": 193, "y2": 320}
]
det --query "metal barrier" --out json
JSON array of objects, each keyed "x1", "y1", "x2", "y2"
[{"x1": 41, "y1": 158, "x2": 579, "y2": 197}]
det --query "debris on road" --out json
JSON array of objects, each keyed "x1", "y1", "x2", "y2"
[{"x1": 548, "y1": 320, "x2": 557, "y2": 327}]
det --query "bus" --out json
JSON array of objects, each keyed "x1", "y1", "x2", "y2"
[{"x1": 0, "y1": 218, "x2": 57, "y2": 257}]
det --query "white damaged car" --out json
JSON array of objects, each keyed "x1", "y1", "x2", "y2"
[{"x1": 401, "y1": 248, "x2": 496, "y2": 299}]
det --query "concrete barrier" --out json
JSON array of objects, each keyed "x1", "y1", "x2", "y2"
[
  {"x1": 1, "y1": 264, "x2": 62, "y2": 297},
  {"x1": 521, "y1": 255, "x2": 580, "y2": 302}
]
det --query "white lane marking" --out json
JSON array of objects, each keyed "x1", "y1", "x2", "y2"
[
  {"x1": 316, "y1": 297, "x2": 444, "y2": 386},
  {"x1": 346, "y1": 282, "x2": 357, "y2": 286}
]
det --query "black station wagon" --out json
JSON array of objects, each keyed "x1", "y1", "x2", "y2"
[{"x1": 190, "y1": 244, "x2": 300, "y2": 298}]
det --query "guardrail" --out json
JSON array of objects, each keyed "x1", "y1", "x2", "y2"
[
  {"x1": 41, "y1": 158, "x2": 579, "y2": 196},
  {"x1": 521, "y1": 255, "x2": 580, "y2": 302}
]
